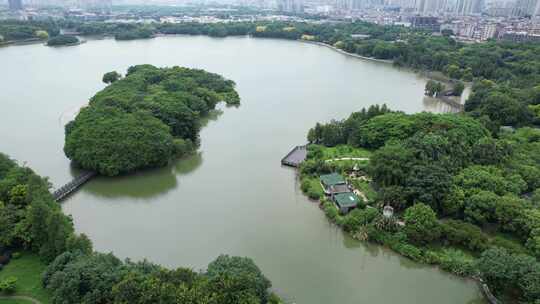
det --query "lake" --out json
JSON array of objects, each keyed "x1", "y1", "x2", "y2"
[{"x1": 0, "y1": 35, "x2": 483, "y2": 304}]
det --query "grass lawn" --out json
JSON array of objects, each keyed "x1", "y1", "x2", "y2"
[
  {"x1": 0, "y1": 252, "x2": 51, "y2": 304},
  {"x1": 350, "y1": 179, "x2": 377, "y2": 203},
  {"x1": 314, "y1": 144, "x2": 372, "y2": 160}
]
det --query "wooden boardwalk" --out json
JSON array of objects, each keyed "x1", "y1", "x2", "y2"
[
  {"x1": 52, "y1": 171, "x2": 96, "y2": 202},
  {"x1": 281, "y1": 145, "x2": 307, "y2": 167}
]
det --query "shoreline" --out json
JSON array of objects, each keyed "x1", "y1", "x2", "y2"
[
  {"x1": 299, "y1": 40, "x2": 394, "y2": 64},
  {"x1": 297, "y1": 150, "x2": 497, "y2": 304}
]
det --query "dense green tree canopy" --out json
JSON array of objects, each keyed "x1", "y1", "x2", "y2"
[
  {"x1": 64, "y1": 65, "x2": 240, "y2": 176},
  {"x1": 403, "y1": 203, "x2": 441, "y2": 244},
  {"x1": 46, "y1": 35, "x2": 79, "y2": 46},
  {"x1": 303, "y1": 104, "x2": 540, "y2": 302},
  {"x1": 0, "y1": 153, "x2": 90, "y2": 261},
  {"x1": 43, "y1": 252, "x2": 274, "y2": 304},
  {"x1": 102, "y1": 71, "x2": 121, "y2": 84}
]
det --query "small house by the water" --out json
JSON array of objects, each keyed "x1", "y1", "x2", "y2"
[
  {"x1": 333, "y1": 192, "x2": 361, "y2": 214},
  {"x1": 320, "y1": 173, "x2": 349, "y2": 195}
]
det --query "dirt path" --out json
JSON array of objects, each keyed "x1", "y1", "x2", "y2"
[
  {"x1": 0, "y1": 295, "x2": 42, "y2": 304},
  {"x1": 325, "y1": 157, "x2": 370, "y2": 162}
]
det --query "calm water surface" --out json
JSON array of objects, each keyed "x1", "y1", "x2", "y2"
[{"x1": 0, "y1": 36, "x2": 483, "y2": 304}]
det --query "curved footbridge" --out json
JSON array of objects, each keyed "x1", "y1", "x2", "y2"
[{"x1": 52, "y1": 171, "x2": 96, "y2": 202}]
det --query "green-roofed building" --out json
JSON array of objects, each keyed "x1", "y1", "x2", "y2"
[
  {"x1": 320, "y1": 173, "x2": 347, "y2": 194},
  {"x1": 333, "y1": 192, "x2": 361, "y2": 214}
]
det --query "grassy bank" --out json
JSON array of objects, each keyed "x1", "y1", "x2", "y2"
[{"x1": 0, "y1": 253, "x2": 51, "y2": 304}]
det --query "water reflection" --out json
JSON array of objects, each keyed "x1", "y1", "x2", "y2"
[
  {"x1": 199, "y1": 109, "x2": 223, "y2": 128},
  {"x1": 81, "y1": 167, "x2": 179, "y2": 200},
  {"x1": 81, "y1": 153, "x2": 203, "y2": 200}
]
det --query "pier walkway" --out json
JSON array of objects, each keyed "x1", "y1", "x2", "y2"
[
  {"x1": 281, "y1": 145, "x2": 307, "y2": 167},
  {"x1": 52, "y1": 171, "x2": 96, "y2": 202}
]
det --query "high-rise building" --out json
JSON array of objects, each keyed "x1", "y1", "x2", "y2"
[
  {"x1": 513, "y1": 0, "x2": 539, "y2": 16},
  {"x1": 278, "y1": 0, "x2": 303, "y2": 12},
  {"x1": 8, "y1": 0, "x2": 23, "y2": 10},
  {"x1": 415, "y1": 0, "x2": 447, "y2": 14},
  {"x1": 335, "y1": 0, "x2": 364, "y2": 10},
  {"x1": 79, "y1": 0, "x2": 113, "y2": 13},
  {"x1": 453, "y1": 0, "x2": 483, "y2": 15}
]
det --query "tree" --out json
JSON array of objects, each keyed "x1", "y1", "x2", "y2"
[
  {"x1": 472, "y1": 137, "x2": 512, "y2": 165},
  {"x1": 479, "y1": 92, "x2": 532, "y2": 126},
  {"x1": 526, "y1": 228, "x2": 540, "y2": 258},
  {"x1": 44, "y1": 252, "x2": 124, "y2": 304},
  {"x1": 403, "y1": 203, "x2": 441, "y2": 244},
  {"x1": 378, "y1": 186, "x2": 408, "y2": 211},
  {"x1": 476, "y1": 248, "x2": 540, "y2": 301},
  {"x1": 206, "y1": 255, "x2": 271, "y2": 304},
  {"x1": 102, "y1": 71, "x2": 121, "y2": 84},
  {"x1": 463, "y1": 190, "x2": 499, "y2": 225},
  {"x1": 454, "y1": 165, "x2": 526, "y2": 196},
  {"x1": 441, "y1": 185, "x2": 465, "y2": 216},
  {"x1": 445, "y1": 64, "x2": 462, "y2": 79},
  {"x1": 533, "y1": 188, "x2": 540, "y2": 207},
  {"x1": 406, "y1": 164, "x2": 452, "y2": 213},
  {"x1": 367, "y1": 143, "x2": 415, "y2": 187},
  {"x1": 495, "y1": 195, "x2": 527, "y2": 233},
  {"x1": 452, "y1": 81, "x2": 465, "y2": 96},
  {"x1": 425, "y1": 80, "x2": 438, "y2": 97}
]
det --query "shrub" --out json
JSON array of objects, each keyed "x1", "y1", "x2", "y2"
[
  {"x1": 0, "y1": 277, "x2": 17, "y2": 294},
  {"x1": 391, "y1": 242, "x2": 423, "y2": 262},
  {"x1": 342, "y1": 208, "x2": 379, "y2": 232},
  {"x1": 11, "y1": 252, "x2": 21, "y2": 259},
  {"x1": 424, "y1": 250, "x2": 441, "y2": 264},
  {"x1": 323, "y1": 200, "x2": 339, "y2": 221},
  {"x1": 300, "y1": 179, "x2": 310, "y2": 193},
  {"x1": 307, "y1": 188, "x2": 321, "y2": 200},
  {"x1": 441, "y1": 220, "x2": 488, "y2": 251},
  {"x1": 490, "y1": 236, "x2": 530, "y2": 256},
  {"x1": 268, "y1": 292, "x2": 282, "y2": 304},
  {"x1": 374, "y1": 214, "x2": 399, "y2": 232},
  {"x1": 437, "y1": 249, "x2": 475, "y2": 277}
]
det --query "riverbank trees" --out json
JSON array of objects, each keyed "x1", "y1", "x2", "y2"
[
  {"x1": 301, "y1": 106, "x2": 540, "y2": 303},
  {"x1": 64, "y1": 65, "x2": 240, "y2": 176},
  {"x1": 0, "y1": 20, "x2": 60, "y2": 43},
  {"x1": 43, "y1": 251, "x2": 275, "y2": 304}
]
